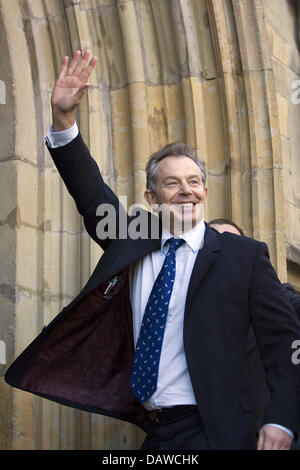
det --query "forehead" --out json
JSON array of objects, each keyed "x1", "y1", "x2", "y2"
[{"x1": 156, "y1": 155, "x2": 201, "y2": 178}]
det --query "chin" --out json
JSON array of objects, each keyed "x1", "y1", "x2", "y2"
[{"x1": 172, "y1": 216, "x2": 200, "y2": 233}]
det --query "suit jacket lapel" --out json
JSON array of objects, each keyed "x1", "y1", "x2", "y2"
[
  {"x1": 82, "y1": 218, "x2": 221, "y2": 303},
  {"x1": 185, "y1": 225, "x2": 222, "y2": 314},
  {"x1": 106, "y1": 236, "x2": 161, "y2": 279},
  {"x1": 83, "y1": 236, "x2": 161, "y2": 296}
]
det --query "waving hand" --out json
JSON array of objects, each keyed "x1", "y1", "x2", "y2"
[{"x1": 51, "y1": 50, "x2": 97, "y2": 131}]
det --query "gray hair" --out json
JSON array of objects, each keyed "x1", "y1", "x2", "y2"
[{"x1": 146, "y1": 142, "x2": 206, "y2": 193}]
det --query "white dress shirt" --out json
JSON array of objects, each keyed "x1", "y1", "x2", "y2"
[
  {"x1": 45, "y1": 122, "x2": 293, "y2": 438},
  {"x1": 129, "y1": 221, "x2": 206, "y2": 410}
]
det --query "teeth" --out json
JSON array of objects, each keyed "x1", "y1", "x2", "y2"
[{"x1": 176, "y1": 203, "x2": 194, "y2": 207}]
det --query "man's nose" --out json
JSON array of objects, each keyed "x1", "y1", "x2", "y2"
[{"x1": 180, "y1": 182, "x2": 192, "y2": 194}]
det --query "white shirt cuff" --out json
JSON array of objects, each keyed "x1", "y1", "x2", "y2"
[
  {"x1": 265, "y1": 423, "x2": 294, "y2": 439},
  {"x1": 45, "y1": 121, "x2": 79, "y2": 148}
]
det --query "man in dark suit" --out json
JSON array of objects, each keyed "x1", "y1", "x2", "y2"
[{"x1": 5, "y1": 51, "x2": 300, "y2": 450}]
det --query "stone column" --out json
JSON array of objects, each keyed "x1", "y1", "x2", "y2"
[{"x1": 0, "y1": 0, "x2": 298, "y2": 450}]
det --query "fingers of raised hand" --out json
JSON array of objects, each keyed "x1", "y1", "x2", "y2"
[
  {"x1": 67, "y1": 50, "x2": 83, "y2": 76},
  {"x1": 66, "y1": 50, "x2": 97, "y2": 81},
  {"x1": 58, "y1": 55, "x2": 69, "y2": 80},
  {"x1": 58, "y1": 50, "x2": 97, "y2": 87},
  {"x1": 80, "y1": 55, "x2": 98, "y2": 83}
]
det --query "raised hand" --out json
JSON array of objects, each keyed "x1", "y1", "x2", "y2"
[{"x1": 51, "y1": 50, "x2": 97, "y2": 131}]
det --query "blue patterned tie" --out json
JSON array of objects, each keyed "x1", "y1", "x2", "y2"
[{"x1": 130, "y1": 237, "x2": 185, "y2": 403}]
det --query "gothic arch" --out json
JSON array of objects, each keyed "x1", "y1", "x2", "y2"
[{"x1": 0, "y1": 0, "x2": 294, "y2": 449}]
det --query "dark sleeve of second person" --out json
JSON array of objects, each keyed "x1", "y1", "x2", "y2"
[{"x1": 282, "y1": 283, "x2": 300, "y2": 318}]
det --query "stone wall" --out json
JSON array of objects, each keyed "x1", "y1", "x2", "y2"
[
  {"x1": 263, "y1": 0, "x2": 300, "y2": 290},
  {"x1": 0, "y1": 0, "x2": 299, "y2": 450}
]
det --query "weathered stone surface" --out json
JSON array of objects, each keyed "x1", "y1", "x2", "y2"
[
  {"x1": 263, "y1": 0, "x2": 300, "y2": 277},
  {"x1": 0, "y1": 0, "x2": 299, "y2": 451}
]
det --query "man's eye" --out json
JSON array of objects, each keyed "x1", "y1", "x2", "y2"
[
  {"x1": 167, "y1": 181, "x2": 177, "y2": 186},
  {"x1": 190, "y1": 180, "x2": 199, "y2": 185}
]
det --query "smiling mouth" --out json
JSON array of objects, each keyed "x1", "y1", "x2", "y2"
[{"x1": 172, "y1": 202, "x2": 197, "y2": 208}]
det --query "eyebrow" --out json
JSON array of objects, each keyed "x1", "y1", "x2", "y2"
[{"x1": 163, "y1": 175, "x2": 201, "y2": 181}]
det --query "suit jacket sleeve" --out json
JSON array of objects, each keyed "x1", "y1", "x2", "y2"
[
  {"x1": 47, "y1": 133, "x2": 128, "y2": 250},
  {"x1": 249, "y1": 242, "x2": 300, "y2": 435},
  {"x1": 282, "y1": 283, "x2": 300, "y2": 319}
]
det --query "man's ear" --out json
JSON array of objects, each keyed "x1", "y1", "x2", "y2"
[{"x1": 144, "y1": 189, "x2": 156, "y2": 208}]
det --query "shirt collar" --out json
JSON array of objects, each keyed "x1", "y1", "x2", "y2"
[{"x1": 161, "y1": 218, "x2": 206, "y2": 254}]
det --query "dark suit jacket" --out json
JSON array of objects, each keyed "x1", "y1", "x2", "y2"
[
  {"x1": 283, "y1": 283, "x2": 300, "y2": 317},
  {"x1": 5, "y1": 133, "x2": 300, "y2": 450}
]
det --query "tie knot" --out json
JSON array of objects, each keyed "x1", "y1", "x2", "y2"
[{"x1": 166, "y1": 237, "x2": 185, "y2": 252}]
